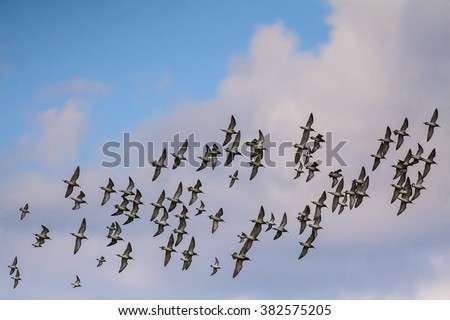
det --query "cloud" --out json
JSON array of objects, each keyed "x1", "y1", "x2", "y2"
[
  {"x1": 33, "y1": 99, "x2": 88, "y2": 165},
  {"x1": 3, "y1": 0, "x2": 450, "y2": 299}
]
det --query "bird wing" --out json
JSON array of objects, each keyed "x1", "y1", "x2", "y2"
[
  {"x1": 124, "y1": 242, "x2": 133, "y2": 255},
  {"x1": 71, "y1": 166, "x2": 80, "y2": 181},
  {"x1": 306, "y1": 113, "x2": 314, "y2": 127},
  {"x1": 396, "y1": 135, "x2": 404, "y2": 150},
  {"x1": 159, "y1": 148, "x2": 167, "y2": 163},
  {"x1": 427, "y1": 126, "x2": 435, "y2": 142},
  {"x1": 74, "y1": 238, "x2": 82, "y2": 254},
  {"x1": 400, "y1": 117, "x2": 409, "y2": 131},
  {"x1": 119, "y1": 258, "x2": 128, "y2": 273},
  {"x1": 232, "y1": 259, "x2": 244, "y2": 278},
  {"x1": 127, "y1": 177, "x2": 135, "y2": 191},
  {"x1": 280, "y1": 212, "x2": 288, "y2": 228},
  {"x1": 79, "y1": 218, "x2": 87, "y2": 233},
  {"x1": 257, "y1": 205, "x2": 265, "y2": 220},
  {"x1": 174, "y1": 182, "x2": 183, "y2": 198},
  {"x1": 101, "y1": 190, "x2": 110, "y2": 206},
  {"x1": 298, "y1": 246, "x2": 309, "y2": 260}
]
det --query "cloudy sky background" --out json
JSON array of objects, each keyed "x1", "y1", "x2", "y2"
[{"x1": 1, "y1": 0, "x2": 449, "y2": 299}]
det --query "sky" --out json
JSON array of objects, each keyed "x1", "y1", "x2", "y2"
[{"x1": 1, "y1": 0, "x2": 449, "y2": 299}]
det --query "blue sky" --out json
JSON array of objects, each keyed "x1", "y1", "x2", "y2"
[{"x1": 1, "y1": 1, "x2": 450, "y2": 300}]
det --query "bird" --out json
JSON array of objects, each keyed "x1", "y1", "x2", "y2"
[
  {"x1": 308, "y1": 215, "x2": 323, "y2": 239},
  {"x1": 247, "y1": 130, "x2": 266, "y2": 158},
  {"x1": 130, "y1": 189, "x2": 144, "y2": 206},
  {"x1": 328, "y1": 178, "x2": 345, "y2": 213},
  {"x1": 328, "y1": 169, "x2": 342, "y2": 188},
  {"x1": 209, "y1": 208, "x2": 224, "y2": 233},
  {"x1": 107, "y1": 221, "x2": 123, "y2": 246},
  {"x1": 70, "y1": 191, "x2": 87, "y2": 210},
  {"x1": 8, "y1": 256, "x2": 18, "y2": 275},
  {"x1": 229, "y1": 170, "x2": 239, "y2": 188},
  {"x1": 32, "y1": 237, "x2": 45, "y2": 248},
  {"x1": 210, "y1": 143, "x2": 222, "y2": 170},
  {"x1": 171, "y1": 139, "x2": 189, "y2": 169},
  {"x1": 119, "y1": 177, "x2": 135, "y2": 198},
  {"x1": 424, "y1": 108, "x2": 439, "y2": 141},
  {"x1": 298, "y1": 231, "x2": 316, "y2": 260},
  {"x1": 393, "y1": 117, "x2": 409, "y2": 150},
  {"x1": 71, "y1": 217, "x2": 88, "y2": 254},
  {"x1": 187, "y1": 179, "x2": 203, "y2": 205},
  {"x1": 273, "y1": 212, "x2": 288, "y2": 240},
  {"x1": 195, "y1": 201, "x2": 206, "y2": 216},
  {"x1": 154, "y1": 208, "x2": 170, "y2": 237},
  {"x1": 249, "y1": 154, "x2": 264, "y2": 180},
  {"x1": 297, "y1": 205, "x2": 311, "y2": 235},
  {"x1": 224, "y1": 131, "x2": 242, "y2": 166},
  {"x1": 63, "y1": 166, "x2": 80, "y2": 198},
  {"x1": 123, "y1": 204, "x2": 141, "y2": 225},
  {"x1": 100, "y1": 178, "x2": 116, "y2": 206},
  {"x1": 344, "y1": 181, "x2": 357, "y2": 210},
  {"x1": 305, "y1": 162, "x2": 320, "y2": 182},
  {"x1": 293, "y1": 162, "x2": 304, "y2": 180},
  {"x1": 265, "y1": 213, "x2": 276, "y2": 232},
  {"x1": 391, "y1": 172, "x2": 407, "y2": 204},
  {"x1": 397, "y1": 177, "x2": 413, "y2": 215},
  {"x1": 221, "y1": 115, "x2": 237, "y2": 146},
  {"x1": 71, "y1": 275, "x2": 81, "y2": 288},
  {"x1": 294, "y1": 130, "x2": 311, "y2": 164},
  {"x1": 181, "y1": 237, "x2": 198, "y2": 270},
  {"x1": 166, "y1": 182, "x2": 183, "y2": 212},
  {"x1": 117, "y1": 242, "x2": 134, "y2": 273},
  {"x1": 210, "y1": 257, "x2": 220, "y2": 276},
  {"x1": 337, "y1": 194, "x2": 348, "y2": 215},
  {"x1": 11, "y1": 269, "x2": 21, "y2": 289},
  {"x1": 96, "y1": 256, "x2": 106, "y2": 267},
  {"x1": 34, "y1": 225, "x2": 51, "y2": 243},
  {"x1": 371, "y1": 142, "x2": 386, "y2": 171},
  {"x1": 173, "y1": 217, "x2": 188, "y2": 246},
  {"x1": 411, "y1": 171, "x2": 426, "y2": 201},
  {"x1": 377, "y1": 126, "x2": 394, "y2": 155},
  {"x1": 151, "y1": 148, "x2": 168, "y2": 181},
  {"x1": 240, "y1": 227, "x2": 262, "y2": 253},
  {"x1": 421, "y1": 148, "x2": 437, "y2": 178},
  {"x1": 150, "y1": 190, "x2": 165, "y2": 221},
  {"x1": 300, "y1": 113, "x2": 315, "y2": 133},
  {"x1": 312, "y1": 191, "x2": 327, "y2": 220},
  {"x1": 231, "y1": 246, "x2": 251, "y2": 278},
  {"x1": 410, "y1": 143, "x2": 424, "y2": 166},
  {"x1": 197, "y1": 145, "x2": 212, "y2": 171},
  {"x1": 111, "y1": 198, "x2": 130, "y2": 216},
  {"x1": 160, "y1": 234, "x2": 176, "y2": 267},
  {"x1": 174, "y1": 205, "x2": 189, "y2": 220},
  {"x1": 353, "y1": 166, "x2": 366, "y2": 185},
  {"x1": 355, "y1": 176, "x2": 370, "y2": 208},
  {"x1": 310, "y1": 134, "x2": 325, "y2": 153},
  {"x1": 19, "y1": 203, "x2": 29, "y2": 220},
  {"x1": 250, "y1": 206, "x2": 266, "y2": 226}
]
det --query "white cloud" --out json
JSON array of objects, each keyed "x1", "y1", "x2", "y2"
[{"x1": 33, "y1": 99, "x2": 88, "y2": 165}]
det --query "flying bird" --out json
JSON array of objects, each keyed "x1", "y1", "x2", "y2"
[
  {"x1": 96, "y1": 256, "x2": 106, "y2": 267},
  {"x1": 297, "y1": 205, "x2": 311, "y2": 235},
  {"x1": 181, "y1": 236, "x2": 198, "y2": 271},
  {"x1": 187, "y1": 179, "x2": 203, "y2": 205},
  {"x1": 8, "y1": 256, "x2": 18, "y2": 275},
  {"x1": 390, "y1": 172, "x2": 406, "y2": 204},
  {"x1": 273, "y1": 212, "x2": 288, "y2": 240},
  {"x1": 195, "y1": 201, "x2": 206, "y2": 216},
  {"x1": 171, "y1": 139, "x2": 189, "y2": 169},
  {"x1": 174, "y1": 205, "x2": 189, "y2": 220},
  {"x1": 231, "y1": 246, "x2": 250, "y2": 278},
  {"x1": 123, "y1": 204, "x2": 141, "y2": 225},
  {"x1": 210, "y1": 257, "x2": 220, "y2": 276},
  {"x1": 249, "y1": 154, "x2": 264, "y2": 180},
  {"x1": 265, "y1": 213, "x2": 276, "y2": 232},
  {"x1": 209, "y1": 208, "x2": 224, "y2": 233},
  {"x1": 151, "y1": 148, "x2": 168, "y2": 181},
  {"x1": 229, "y1": 170, "x2": 239, "y2": 188},
  {"x1": 150, "y1": 190, "x2": 165, "y2": 221},
  {"x1": 166, "y1": 182, "x2": 183, "y2": 212},
  {"x1": 173, "y1": 217, "x2": 188, "y2": 246},
  {"x1": 393, "y1": 117, "x2": 409, "y2": 150},
  {"x1": 197, "y1": 145, "x2": 212, "y2": 171},
  {"x1": 100, "y1": 178, "x2": 116, "y2": 206},
  {"x1": 371, "y1": 142, "x2": 386, "y2": 171},
  {"x1": 397, "y1": 177, "x2": 413, "y2": 215},
  {"x1": 210, "y1": 143, "x2": 222, "y2": 170},
  {"x1": 117, "y1": 242, "x2": 134, "y2": 273},
  {"x1": 328, "y1": 169, "x2": 342, "y2": 188},
  {"x1": 71, "y1": 275, "x2": 81, "y2": 288},
  {"x1": 130, "y1": 189, "x2": 144, "y2": 206},
  {"x1": 294, "y1": 130, "x2": 311, "y2": 164},
  {"x1": 411, "y1": 171, "x2": 426, "y2": 201},
  {"x1": 312, "y1": 191, "x2": 327, "y2": 220},
  {"x1": 160, "y1": 234, "x2": 176, "y2": 267},
  {"x1": 70, "y1": 191, "x2": 87, "y2": 210},
  {"x1": 305, "y1": 162, "x2": 320, "y2": 182},
  {"x1": 34, "y1": 225, "x2": 51, "y2": 243},
  {"x1": 298, "y1": 231, "x2": 316, "y2": 260},
  {"x1": 112, "y1": 198, "x2": 130, "y2": 216},
  {"x1": 63, "y1": 166, "x2": 80, "y2": 198},
  {"x1": 293, "y1": 161, "x2": 304, "y2": 180},
  {"x1": 354, "y1": 176, "x2": 370, "y2": 208},
  {"x1": 119, "y1": 177, "x2": 135, "y2": 198},
  {"x1": 71, "y1": 217, "x2": 88, "y2": 254},
  {"x1": 19, "y1": 203, "x2": 29, "y2": 220},
  {"x1": 377, "y1": 126, "x2": 394, "y2": 155},
  {"x1": 154, "y1": 208, "x2": 170, "y2": 237},
  {"x1": 421, "y1": 148, "x2": 437, "y2": 178},
  {"x1": 328, "y1": 178, "x2": 345, "y2": 213},
  {"x1": 224, "y1": 131, "x2": 242, "y2": 166},
  {"x1": 107, "y1": 221, "x2": 124, "y2": 246},
  {"x1": 424, "y1": 108, "x2": 439, "y2": 141},
  {"x1": 221, "y1": 115, "x2": 237, "y2": 146},
  {"x1": 11, "y1": 269, "x2": 21, "y2": 289},
  {"x1": 300, "y1": 113, "x2": 315, "y2": 133}
]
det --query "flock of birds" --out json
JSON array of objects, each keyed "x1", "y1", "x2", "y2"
[{"x1": 8, "y1": 108, "x2": 440, "y2": 289}]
